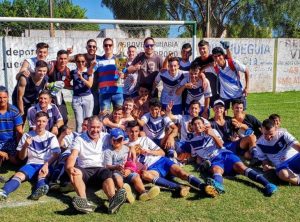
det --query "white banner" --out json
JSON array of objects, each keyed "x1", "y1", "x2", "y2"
[
  {"x1": 0, "y1": 36, "x2": 292, "y2": 101},
  {"x1": 276, "y1": 38, "x2": 300, "y2": 92}
]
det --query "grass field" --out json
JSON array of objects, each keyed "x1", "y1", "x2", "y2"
[{"x1": 1, "y1": 91, "x2": 300, "y2": 222}]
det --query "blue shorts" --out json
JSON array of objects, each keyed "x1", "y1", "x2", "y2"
[
  {"x1": 19, "y1": 163, "x2": 44, "y2": 180},
  {"x1": 148, "y1": 157, "x2": 175, "y2": 177},
  {"x1": 162, "y1": 103, "x2": 182, "y2": 115},
  {"x1": 175, "y1": 141, "x2": 191, "y2": 153},
  {"x1": 224, "y1": 140, "x2": 243, "y2": 155},
  {"x1": 99, "y1": 92, "x2": 124, "y2": 112},
  {"x1": 0, "y1": 140, "x2": 17, "y2": 156},
  {"x1": 276, "y1": 153, "x2": 300, "y2": 174},
  {"x1": 211, "y1": 151, "x2": 241, "y2": 176}
]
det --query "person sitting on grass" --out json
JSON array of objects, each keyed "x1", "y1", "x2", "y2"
[
  {"x1": 126, "y1": 120, "x2": 219, "y2": 198},
  {"x1": 104, "y1": 128, "x2": 160, "y2": 203},
  {"x1": 189, "y1": 116, "x2": 278, "y2": 196},
  {"x1": 256, "y1": 119, "x2": 300, "y2": 185},
  {"x1": 133, "y1": 98, "x2": 178, "y2": 158},
  {"x1": 0, "y1": 86, "x2": 23, "y2": 166},
  {"x1": 27, "y1": 90, "x2": 64, "y2": 136},
  {"x1": 0, "y1": 111, "x2": 61, "y2": 201},
  {"x1": 209, "y1": 99, "x2": 259, "y2": 166},
  {"x1": 65, "y1": 116, "x2": 126, "y2": 214}
]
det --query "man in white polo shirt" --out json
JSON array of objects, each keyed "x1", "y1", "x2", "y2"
[{"x1": 65, "y1": 116, "x2": 126, "y2": 214}]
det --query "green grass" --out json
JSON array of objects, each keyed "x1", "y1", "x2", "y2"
[{"x1": 1, "y1": 91, "x2": 300, "y2": 222}]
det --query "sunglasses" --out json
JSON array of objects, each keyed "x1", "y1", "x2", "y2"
[
  {"x1": 144, "y1": 44, "x2": 155, "y2": 48},
  {"x1": 87, "y1": 45, "x2": 97, "y2": 49},
  {"x1": 104, "y1": 44, "x2": 113, "y2": 48},
  {"x1": 76, "y1": 60, "x2": 85, "y2": 63}
]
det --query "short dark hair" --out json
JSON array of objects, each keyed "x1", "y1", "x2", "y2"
[
  {"x1": 35, "y1": 60, "x2": 48, "y2": 70},
  {"x1": 39, "y1": 90, "x2": 51, "y2": 98},
  {"x1": 144, "y1": 37, "x2": 155, "y2": 45},
  {"x1": 139, "y1": 83, "x2": 151, "y2": 91},
  {"x1": 191, "y1": 116, "x2": 204, "y2": 125},
  {"x1": 36, "y1": 42, "x2": 49, "y2": 50},
  {"x1": 103, "y1": 38, "x2": 113, "y2": 45},
  {"x1": 127, "y1": 120, "x2": 139, "y2": 128},
  {"x1": 83, "y1": 117, "x2": 90, "y2": 122},
  {"x1": 168, "y1": 57, "x2": 180, "y2": 64},
  {"x1": 35, "y1": 111, "x2": 49, "y2": 120},
  {"x1": 190, "y1": 61, "x2": 200, "y2": 71},
  {"x1": 189, "y1": 100, "x2": 201, "y2": 108},
  {"x1": 113, "y1": 105, "x2": 123, "y2": 112},
  {"x1": 57, "y1": 49, "x2": 68, "y2": 57},
  {"x1": 198, "y1": 40, "x2": 209, "y2": 47},
  {"x1": 232, "y1": 99, "x2": 244, "y2": 107},
  {"x1": 75, "y1": 54, "x2": 86, "y2": 62},
  {"x1": 149, "y1": 98, "x2": 161, "y2": 108},
  {"x1": 182, "y1": 43, "x2": 192, "y2": 50},
  {"x1": 0, "y1": 85, "x2": 8, "y2": 94},
  {"x1": 262, "y1": 119, "x2": 275, "y2": 130},
  {"x1": 212, "y1": 47, "x2": 225, "y2": 55},
  {"x1": 128, "y1": 45, "x2": 136, "y2": 50},
  {"x1": 87, "y1": 39, "x2": 97, "y2": 45},
  {"x1": 269, "y1": 114, "x2": 281, "y2": 121}
]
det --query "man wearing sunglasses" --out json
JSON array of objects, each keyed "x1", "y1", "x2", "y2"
[
  {"x1": 127, "y1": 37, "x2": 163, "y2": 92},
  {"x1": 91, "y1": 38, "x2": 124, "y2": 115}
]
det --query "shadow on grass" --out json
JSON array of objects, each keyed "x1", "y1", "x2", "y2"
[{"x1": 50, "y1": 187, "x2": 108, "y2": 215}]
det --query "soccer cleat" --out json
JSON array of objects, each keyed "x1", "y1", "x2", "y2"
[
  {"x1": 123, "y1": 183, "x2": 135, "y2": 204},
  {"x1": 0, "y1": 176, "x2": 7, "y2": 183},
  {"x1": 49, "y1": 181, "x2": 60, "y2": 190},
  {"x1": 0, "y1": 189, "x2": 7, "y2": 201},
  {"x1": 108, "y1": 188, "x2": 126, "y2": 214},
  {"x1": 179, "y1": 186, "x2": 190, "y2": 197},
  {"x1": 72, "y1": 196, "x2": 96, "y2": 213},
  {"x1": 198, "y1": 160, "x2": 211, "y2": 174},
  {"x1": 30, "y1": 184, "x2": 49, "y2": 200},
  {"x1": 139, "y1": 192, "x2": 150, "y2": 201},
  {"x1": 264, "y1": 183, "x2": 278, "y2": 196},
  {"x1": 206, "y1": 178, "x2": 225, "y2": 195},
  {"x1": 249, "y1": 158, "x2": 262, "y2": 167},
  {"x1": 146, "y1": 186, "x2": 160, "y2": 200}
]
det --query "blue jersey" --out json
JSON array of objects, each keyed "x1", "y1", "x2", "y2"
[{"x1": 0, "y1": 104, "x2": 23, "y2": 142}]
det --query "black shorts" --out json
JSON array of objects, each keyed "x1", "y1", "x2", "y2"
[{"x1": 77, "y1": 166, "x2": 112, "y2": 188}]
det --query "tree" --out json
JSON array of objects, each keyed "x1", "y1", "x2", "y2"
[
  {"x1": 0, "y1": 0, "x2": 98, "y2": 36},
  {"x1": 101, "y1": 0, "x2": 170, "y2": 37}
]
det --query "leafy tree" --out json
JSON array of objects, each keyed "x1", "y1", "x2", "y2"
[
  {"x1": 0, "y1": 0, "x2": 98, "y2": 36},
  {"x1": 102, "y1": 0, "x2": 169, "y2": 37}
]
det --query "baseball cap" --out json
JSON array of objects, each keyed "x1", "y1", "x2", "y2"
[
  {"x1": 213, "y1": 99, "x2": 225, "y2": 107},
  {"x1": 110, "y1": 128, "x2": 124, "y2": 140}
]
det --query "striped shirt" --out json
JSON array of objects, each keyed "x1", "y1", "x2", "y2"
[
  {"x1": 0, "y1": 104, "x2": 23, "y2": 142},
  {"x1": 94, "y1": 55, "x2": 123, "y2": 94}
]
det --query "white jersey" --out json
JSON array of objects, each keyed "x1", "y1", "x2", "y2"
[
  {"x1": 206, "y1": 59, "x2": 246, "y2": 100},
  {"x1": 141, "y1": 113, "x2": 174, "y2": 140},
  {"x1": 154, "y1": 70, "x2": 187, "y2": 105},
  {"x1": 17, "y1": 131, "x2": 60, "y2": 165},
  {"x1": 71, "y1": 132, "x2": 110, "y2": 168},
  {"x1": 190, "y1": 130, "x2": 226, "y2": 160},
  {"x1": 180, "y1": 76, "x2": 212, "y2": 105},
  {"x1": 25, "y1": 57, "x2": 52, "y2": 73},
  {"x1": 256, "y1": 130, "x2": 298, "y2": 168},
  {"x1": 174, "y1": 115, "x2": 210, "y2": 142},
  {"x1": 128, "y1": 137, "x2": 162, "y2": 169}
]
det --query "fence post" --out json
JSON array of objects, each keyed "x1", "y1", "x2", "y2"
[
  {"x1": 2, "y1": 37, "x2": 9, "y2": 89},
  {"x1": 273, "y1": 38, "x2": 278, "y2": 92}
]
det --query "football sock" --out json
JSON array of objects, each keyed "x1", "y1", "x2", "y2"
[
  {"x1": 153, "y1": 177, "x2": 180, "y2": 190},
  {"x1": 3, "y1": 176, "x2": 22, "y2": 195},
  {"x1": 188, "y1": 175, "x2": 205, "y2": 190},
  {"x1": 245, "y1": 168, "x2": 269, "y2": 186},
  {"x1": 250, "y1": 147, "x2": 259, "y2": 158},
  {"x1": 213, "y1": 173, "x2": 224, "y2": 184},
  {"x1": 36, "y1": 177, "x2": 46, "y2": 189}
]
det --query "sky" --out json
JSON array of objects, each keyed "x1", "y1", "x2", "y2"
[{"x1": 72, "y1": 0, "x2": 114, "y2": 20}]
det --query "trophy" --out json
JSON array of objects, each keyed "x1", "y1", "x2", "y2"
[{"x1": 115, "y1": 42, "x2": 128, "y2": 87}]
